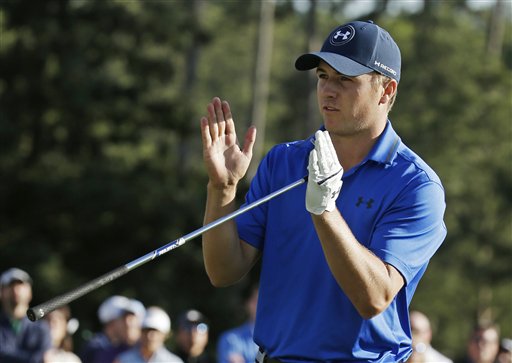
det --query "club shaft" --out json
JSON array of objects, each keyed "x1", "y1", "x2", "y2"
[{"x1": 27, "y1": 176, "x2": 306, "y2": 322}]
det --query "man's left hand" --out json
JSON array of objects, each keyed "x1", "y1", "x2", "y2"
[{"x1": 306, "y1": 130, "x2": 343, "y2": 215}]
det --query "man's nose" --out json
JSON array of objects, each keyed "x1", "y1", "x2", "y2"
[{"x1": 319, "y1": 79, "x2": 338, "y2": 97}]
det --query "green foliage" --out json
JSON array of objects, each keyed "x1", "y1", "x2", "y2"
[{"x1": 0, "y1": 0, "x2": 510, "y2": 358}]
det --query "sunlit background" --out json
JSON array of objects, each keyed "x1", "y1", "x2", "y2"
[{"x1": 1, "y1": 0, "x2": 510, "y2": 359}]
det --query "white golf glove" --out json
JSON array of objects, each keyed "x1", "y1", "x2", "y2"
[{"x1": 306, "y1": 130, "x2": 343, "y2": 215}]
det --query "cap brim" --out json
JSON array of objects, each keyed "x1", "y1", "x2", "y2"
[
  {"x1": 142, "y1": 323, "x2": 169, "y2": 333},
  {"x1": 295, "y1": 52, "x2": 374, "y2": 77}
]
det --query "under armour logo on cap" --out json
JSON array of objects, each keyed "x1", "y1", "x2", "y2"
[{"x1": 330, "y1": 26, "x2": 355, "y2": 45}]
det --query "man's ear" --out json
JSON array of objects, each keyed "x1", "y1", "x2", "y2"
[{"x1": 380, "y1": 79, "x2": 397, "y2": 106}]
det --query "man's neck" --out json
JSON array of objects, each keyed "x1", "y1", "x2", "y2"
[
  {"x1": 140, "y1": 345, "x2": 155, "y2": 360},
  {"x1": 330, "y1": 118, "x2": 387, "y2": 171},
  {"x1": 331, "y1": 133, "x2": 378, "y2": 171}
]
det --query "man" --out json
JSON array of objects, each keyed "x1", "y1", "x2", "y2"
[
  {"x1": 200, "y1": 20, "x2": 447, "y2": 362},
  {"x1": 0, "y1": 267, "x2": 52, "y2": 363},
  {"x1": 217, "y1": 285, "x2": 259, "y2": 363},
  {"x1": 115, "y1": 306, "x2": 183, "y2": 363},
  {"x1": 174, "y1": 309, "x2": 212, "y2": 363},
  {"x1": 80, "y1": 295, "x2": 145, "y2": 363},
  {"x1": 409, "y1": 310, "x2": 452, "y2": 363},
  {"x1": 456, "y1": 323, "x2": 501, "y2": 363}
]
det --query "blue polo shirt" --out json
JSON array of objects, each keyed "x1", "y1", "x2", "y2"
[{"x1": 236, "y1": 121, "x2": 447, "y2": 362}]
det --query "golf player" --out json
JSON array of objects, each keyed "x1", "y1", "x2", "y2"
[{"x1": 200, "y1": 20, "x2": 447, "y2": 362}]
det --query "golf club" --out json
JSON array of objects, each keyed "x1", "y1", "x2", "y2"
[{"x1": 27, "y1": 176, "x2": 307, "y2": 322}]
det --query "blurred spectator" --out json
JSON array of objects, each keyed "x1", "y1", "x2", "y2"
[
  {"x1": 456, "y1": 322, "x2": 500, "y2": 363},
  {"x1": 217, "y1": 285, "x2": 259, "y2": 363},
  {"x1": 115, "y1": 306, "x2": 183, "y2": 363},
  {"x1": 0, "y1": 267, "x2": 52, "y2": 363},
  {"x1": 80, "y1": 295, "x2": 145, "y2": 363},
  {"x1": 497, "y1": 338, "x2": 512, "y2": 363},
  {"x1": 408, "y1": 310, "x2": 453, "y2": 363},
  {"x1": 174, "y1": 309, "x2": 212, "y2": 363},
  {"x1": 44, "y1": 305, "x2": 81, "y2": 362}
]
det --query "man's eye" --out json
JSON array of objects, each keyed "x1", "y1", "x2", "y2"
[{"x1": 317, "y1": 73, "x2": 328, "y2": 79}]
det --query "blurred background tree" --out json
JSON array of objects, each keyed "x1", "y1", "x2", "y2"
[{"x1": 1, "y1": 0, "x2": 510, "y2": 359}]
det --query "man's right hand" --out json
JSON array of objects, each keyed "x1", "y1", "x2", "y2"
[
  {"x1": 200, "y1": 97, "x2": 257, "y2": 190},
  {"x1": 200, "y1": 97, "x2": 260, "y2": 287}
]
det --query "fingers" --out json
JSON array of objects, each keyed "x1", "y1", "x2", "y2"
[
  {"x1": 306, "y1": 131, "x2": 343, "y2": 214},
  {"x1": 214, "y1": 98, "x2": 226, "y2": 137},
  {"x1": 205, "y1": 97, "x2": 231, "y2": 139},
  {"x1": 202, "y1": 97, "x2": 224, "y2": 150},
  {"x1": 222, "y1": 100, "x2": 236, "y2": 137},
  {"x1": 308, "y1": 148, "x2": 320, "y2": 176},
  {"x1": 200, "y1": 117, "x2": 212, "y2": 149},
  {"x1": 315, "y1": 131, "x2": 329, "y2": 174},
  {"x1": 315, "y1": 130, "x2": 340, "y2": 174},
  {"x1": 242, "y1": 126, "x2": 257, "y2": 159},
  {"x1": 206, "y1": 99, "x2": 219, "y2": 140},
  {"x1": 201, "y1": 97, "x2": 255, "y2": 158}
]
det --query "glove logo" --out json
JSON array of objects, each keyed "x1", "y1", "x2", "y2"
[{"x1": 356, "y1": 197, "x2": 374, "y2": 209}]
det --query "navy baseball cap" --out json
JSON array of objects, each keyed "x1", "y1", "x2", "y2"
[
  {"x1": 177, "y1": 309, "x2": 209, "y2": 332},
  {"x1": 295, "y1": 20, "x2": 401, "y2": 82}
]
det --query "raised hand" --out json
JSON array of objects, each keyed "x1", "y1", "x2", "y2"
[
  {"x1": 306, "y1": 130, "x2": 343, "y2": 215},
  {"x1": 200, "y1": 97, "x2": 257, "y2": 190}
]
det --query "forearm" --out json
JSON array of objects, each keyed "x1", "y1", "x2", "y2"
[
  {"x1": 202, "y1": 183, "x2": 256, "y2": 286},
  {"x1": 312, "y1": 210, "x2": 404, "y2": 319}
]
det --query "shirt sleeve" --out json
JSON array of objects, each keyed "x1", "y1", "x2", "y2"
[{"x1": 369, "y1": 178, "x2": 447, "y2": 284}]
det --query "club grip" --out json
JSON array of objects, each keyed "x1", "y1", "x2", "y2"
[{"x1": 27, "y1": 266, "x2": 129, "y2": 322}]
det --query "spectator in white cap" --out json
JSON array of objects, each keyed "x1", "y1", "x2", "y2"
[
  {"x1": 80, "y1": 295, "x2": 145, "y2": 363},
  {"x1": 0, "y1": 267, "x2": 52, "y2": 363},
  {"x1": 114, "y1": 306, "x2": 183, "y2": 363}
]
